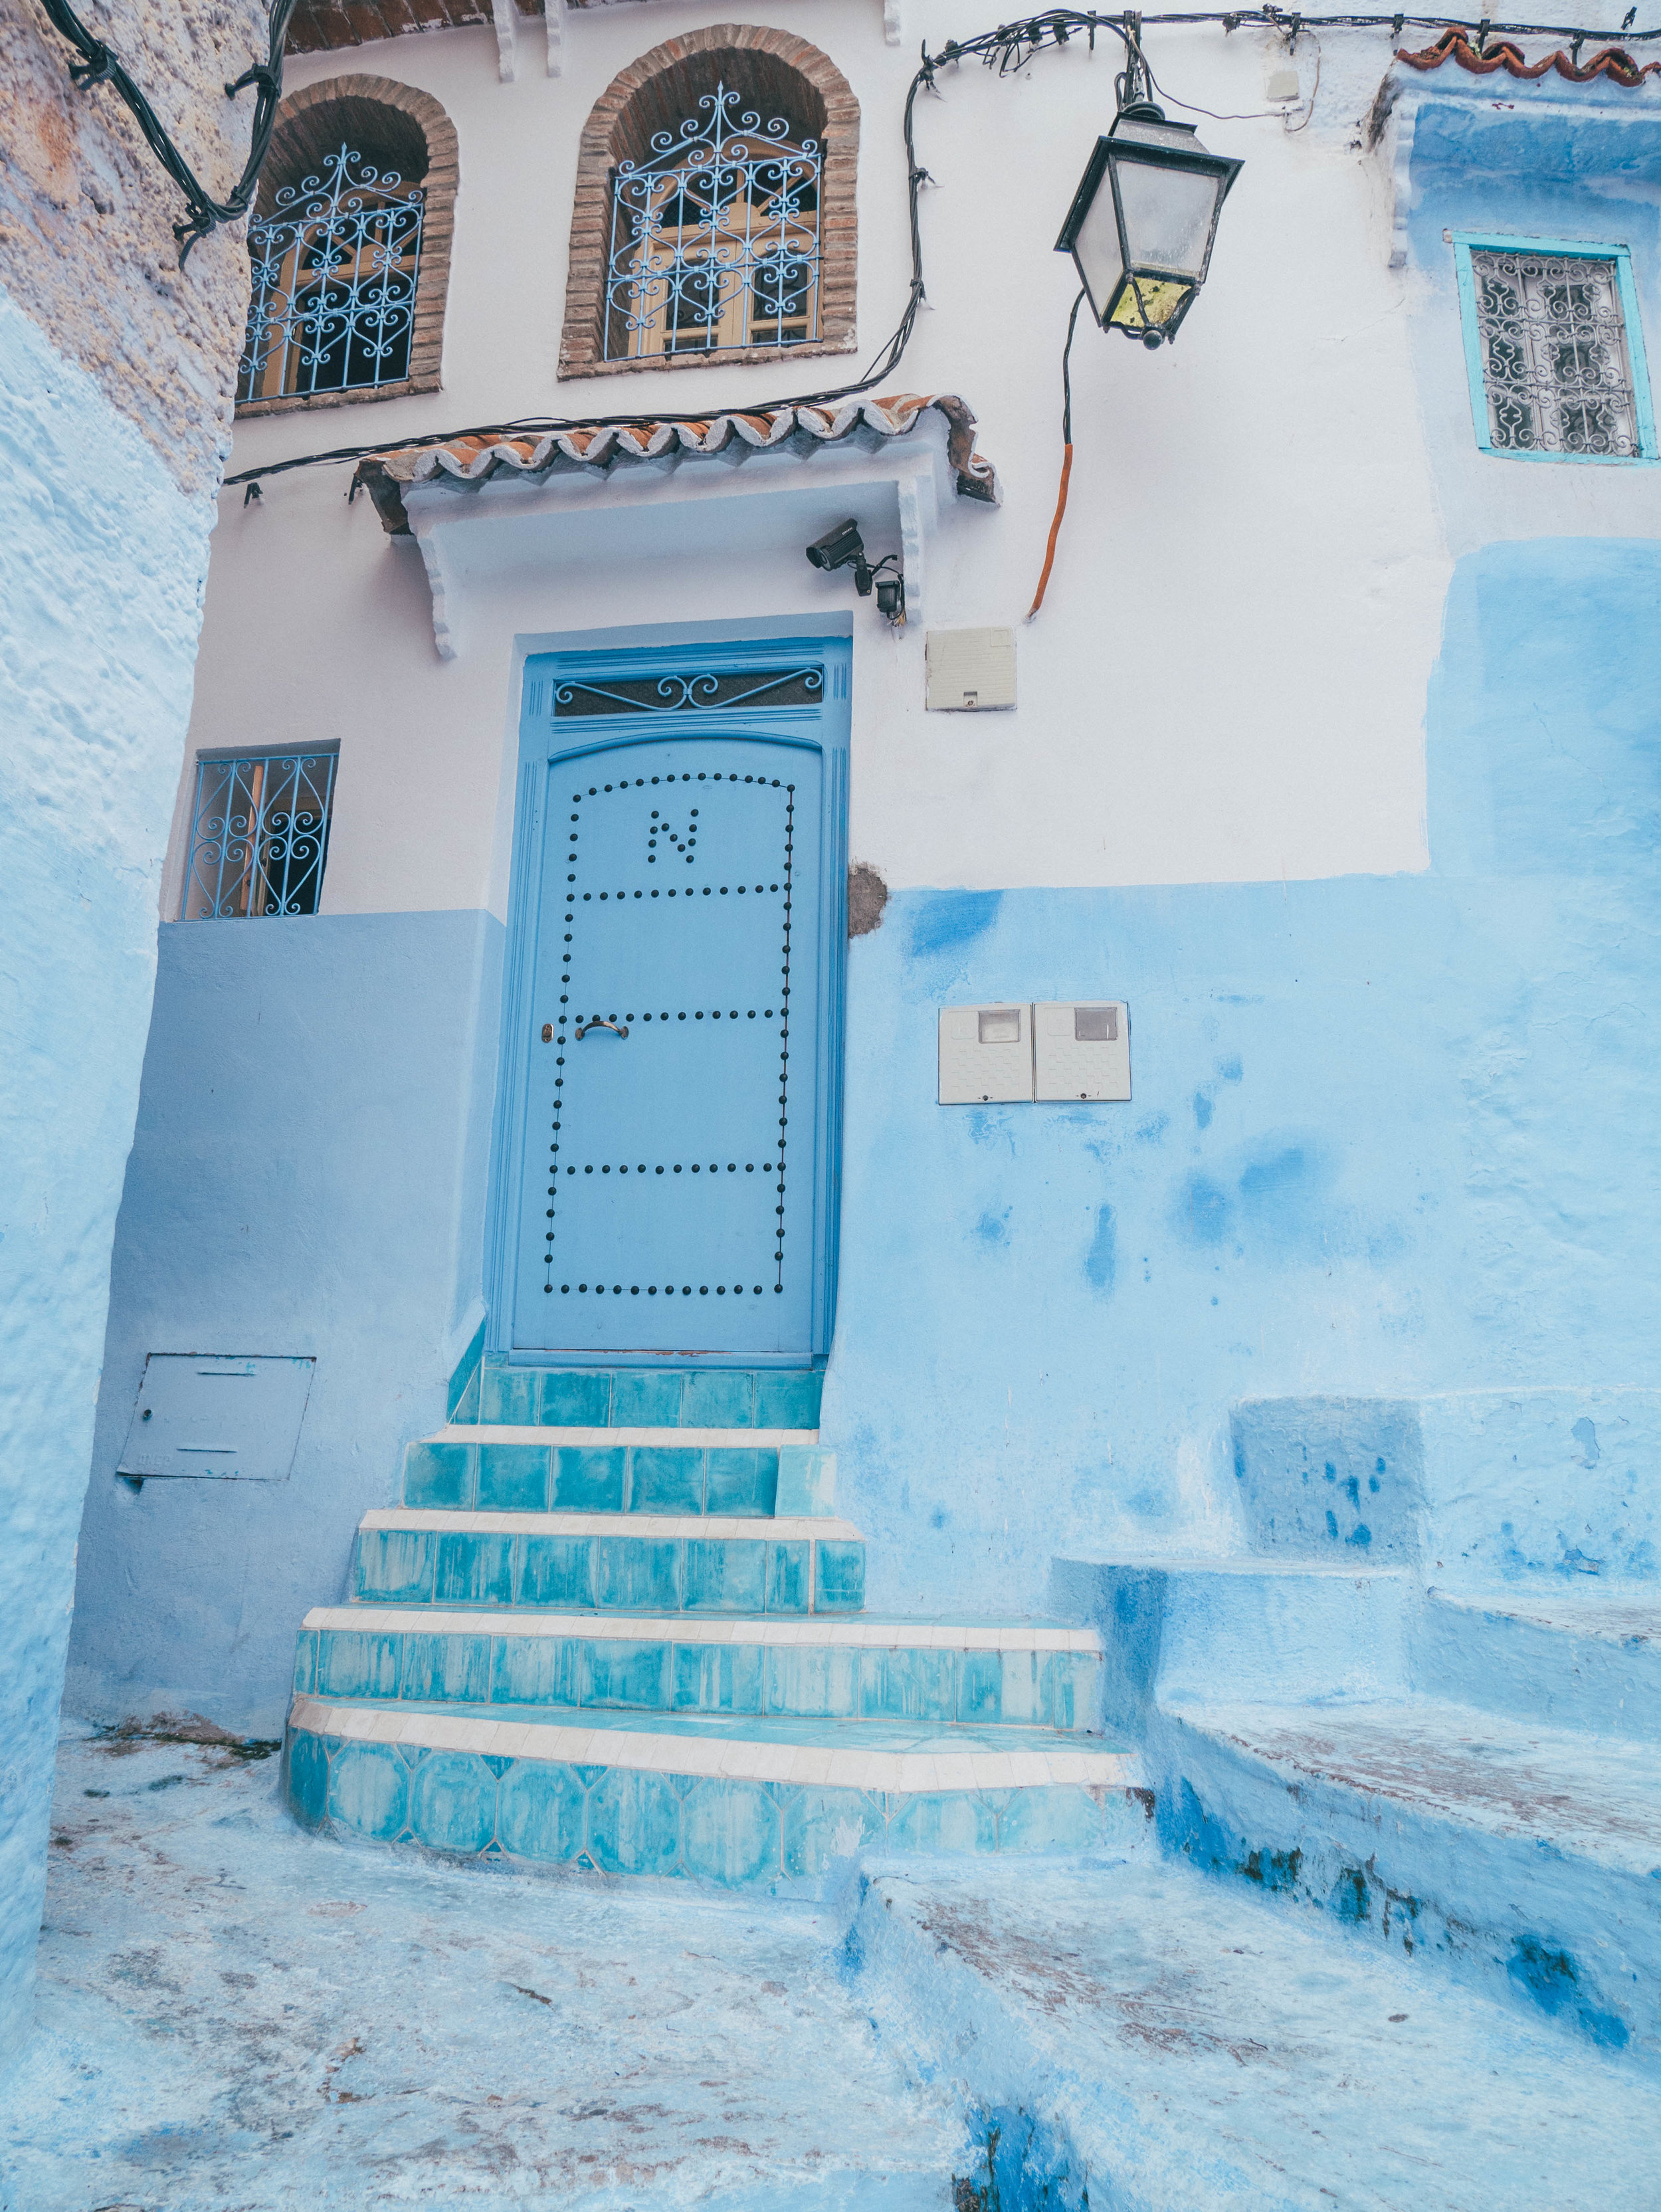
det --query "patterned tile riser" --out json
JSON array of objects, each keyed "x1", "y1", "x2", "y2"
[
  {"x1": 282, "y1": 1724, "x2": 1139, "y2": 1886},
  {"x1": 296, "y1": 1627, "x2": 1101, "y2": 1732},
  {"x1": 405, "y1": 1440, "x2": 788, "y2": 1516},
  {"x1": 356, "y1": 1528, "x2": 864, "y2": 1614},
  {"x1": 462, "y1": 1367, "x2": 823, "y2": 1431}
]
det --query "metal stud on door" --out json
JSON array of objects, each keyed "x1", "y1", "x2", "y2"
[{"x1": 514, "y1": 735, "x2": 821, "y2": 1355}]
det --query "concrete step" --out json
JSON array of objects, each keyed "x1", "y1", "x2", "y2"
[
  {"x1": 1415, "y1": 1585, "x2": 1661, "y2": 1739},
  {"x1": 850, "y1": 1855, "x2": 1661, "y2": 2212},
  {"x1": 458, "y1": 1363, "x2": 823, "y2": 1431},
  {"x1": 298, "y1": 1606, "x2": 1103, "y2": 1731},
  {"x1": 354, "y1": 1508, "x2": 865, "y2": 1615},
  {"x1": 404, "y1": 1429, "x2": 829, "y2": 1518},
  {"x1": 1052, "y1": 1556, "x2": 1415, "y2": 1728},
  {"x1": 1154, "y1": 1693, "x2": 1661, "y2": 2061},
  {"x1": 281, "y1": 1694, "x2": 1143, "y2": 1888}
]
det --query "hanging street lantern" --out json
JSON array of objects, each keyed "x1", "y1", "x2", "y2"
[{"x1": 1055, "y1": 102, "x2": 1243, "y2": 348}]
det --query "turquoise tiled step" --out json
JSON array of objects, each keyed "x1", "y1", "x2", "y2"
[
  {"x1": 282, "y1": 1692, "x2": 1143, "y2": 1888},
  {"x1": 405, "y1": 1433, "x2": 820, "y2": 1517},
  {"x1": 464, "y1": 1365, "x2": 824, "y2": 1431},
  {"x1": 354, "y1": 1509, "x2": 865, "y2": 1616},
  {"x1": 297, "y1": 1606, "x2": 1103, "y2": 1731}
]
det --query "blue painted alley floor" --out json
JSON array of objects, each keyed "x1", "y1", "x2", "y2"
[
  {"x1": 1, "y1": 1722, "x2": 967, "y2": 2212},
  {"x1": 11, "y1": 1717, "x2": 1661, "y2": 2210}
]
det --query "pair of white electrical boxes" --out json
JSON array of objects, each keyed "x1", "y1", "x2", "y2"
[{"x1": 938, "y1": 1001, "x2": 1131, "y2": 1104}]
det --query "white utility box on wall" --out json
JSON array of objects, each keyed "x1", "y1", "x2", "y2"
[
  {"x1": 925, "y1": 628, "x2": 1017, "y2": 711},
  {"x1": 939, "y1": 1002, "x2": 1130, "y2": 1104},
  {"x1": 1034, "y1": 1001, "x2": 1131, "y2": 1100},
  {"x1": 937, "y1": 1003, "x2": 1032, "y2": 1102}
]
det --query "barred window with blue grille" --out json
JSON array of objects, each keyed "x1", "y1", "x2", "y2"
[
  {"x1": 604, "y1": 82, "x2": 822, "y2": 363},
  {"x1": 182, "y1": 752, "x2": 338, "y2": 920},
  {"x1": 239, "y1": 142, "x2": 424, "y2": 404},
  {"x1": 236, "y1": 88, "x2": 456, "y2": 413}
]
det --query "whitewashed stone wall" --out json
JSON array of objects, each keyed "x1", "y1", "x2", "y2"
[{"x1": 0, "y1": 0, "x2": 266, "y2": 2063}]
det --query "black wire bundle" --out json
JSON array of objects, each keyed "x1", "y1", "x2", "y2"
[{"x1": 36, "y1": 0, "x2": 299, "y2": 259}]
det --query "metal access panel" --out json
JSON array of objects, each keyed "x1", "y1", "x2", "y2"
[
  {"x1": 925, "y1": 629, "x2": 1017, "y2": 712},
  {"x1": 1034, "y1": 1001, "x2": 1131, "y2": 1101},
  {"x1": 939, "y1": 1003, "x2": 1032, "y2": 1103},
  {"x1": 117, "y1": 1355, "x2": 316, "y2": 1482}
]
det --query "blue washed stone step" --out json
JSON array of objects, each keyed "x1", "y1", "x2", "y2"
[
  {"x1": 852, "y1": 1856, "x2": 1661, "y2": 2212},
  {"x1": 467, "y1": 1366, "x2": 824, "y2": 1431},
  {"x1": 296, "y1": 1606, "x2": 1103, "y2": 1731},
  {"x1": 403, "y1": 1431, "x2": 830, "y2": 1518},
  {"x1": 282, "y1": 1692, "x2": 1143, "y2": 1889},
  {"x1": 1157, "y1": 1694, "x2": 1661, "y2": 2061},
  {"x1": 353, "y1": 1508, "x2": 865, "y2": 1617},
  {"x1": 1414, "y1": 1586, "x2": 1661, "y2": 1740}
]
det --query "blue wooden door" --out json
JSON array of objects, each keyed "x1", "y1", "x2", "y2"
[{"x1": 507, "y1": 714, "x2": 837, "y2": 1357}]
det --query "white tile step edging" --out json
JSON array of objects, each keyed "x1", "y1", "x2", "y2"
[
  {"x1": 312, "y1": 1605, "x2": 1102, "y2": 1653},
  {"x1": 361, "y1": 1508, "x2": 865, "y2": 1541},
  {"x1": 288, "y1": 1695, "x2": 1139, "y2": 1794},
  {"x1": 433, "y1": 1425, "x2": 819, "y2": 1447}
]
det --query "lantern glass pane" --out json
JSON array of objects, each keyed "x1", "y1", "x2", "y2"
[
  {"x1": 1110, "y1": 277, "x2": 1193, "y2": 334},
  {"x1": 1073, "y1": 171, "x2": 1125, "y2": 324},
  {"x1": 1114, "y1": 157, "x2": 1222, "y2": 278}
]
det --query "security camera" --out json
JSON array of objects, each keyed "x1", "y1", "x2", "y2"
[
  {"x1": 805, "y1": 518, "x2": 905, "y2": 626},
  {"x1": 805, "y1": 519, "x2": 869, "y2": 583}
]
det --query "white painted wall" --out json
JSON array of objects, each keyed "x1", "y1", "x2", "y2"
[{"x1": 177, "y1": 0, "x2": 1660, "y2": 922}]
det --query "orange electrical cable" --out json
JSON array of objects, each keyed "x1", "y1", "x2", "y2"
[
  {"x1": 1026, "y1": 288, "x2": 1087, "y2": 620},
  {"x1": 1027, "y1": 443, "x2": 1074, "y2": 619}
]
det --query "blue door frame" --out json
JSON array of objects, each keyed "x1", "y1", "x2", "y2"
[{"x1": 485, "y1": 635, "x2": 850, "y2": 1367}]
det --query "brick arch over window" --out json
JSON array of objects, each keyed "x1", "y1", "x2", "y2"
[
  {"x1": 237, "y1": 74, "x2": 458, "y2": 419},
  {"x1": 560, "y1": 25, "x2": 858, "y2": 381}
]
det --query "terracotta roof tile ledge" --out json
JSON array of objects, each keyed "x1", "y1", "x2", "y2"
[{"x1": 349, "y1": 393, "x2": 1000, "y2": 537}]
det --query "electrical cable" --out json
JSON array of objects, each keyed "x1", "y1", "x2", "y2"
[
  {"x1": 1027, "y1": 288, "x2": 1087, "y2": 619},
  {"x1": 208, "y1": 5, "x2": 1661, "y2": 490},
  {"x1": 36, "y1": 0, "x2": 299, "y2": 259}
]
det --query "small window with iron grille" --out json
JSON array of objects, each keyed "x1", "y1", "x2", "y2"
[
  {"x1": 605, "y1": 82, "x2": 821, "y2": 363},
  {"x1": 181, "y1": 750, "x2": 338, "y2": 920},
  {"x1": 1454, "y1": 235, "x2": 1657, "y2": 462}
]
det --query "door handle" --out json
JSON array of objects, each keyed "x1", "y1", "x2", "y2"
[{"x1": 575, "y1": 1019, "x2": 630, "y2": 1040}]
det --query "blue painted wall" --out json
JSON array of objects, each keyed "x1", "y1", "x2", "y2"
[
  {"x1": 828, "y1": 537, "x2": 1661, "y2": 1616},
  {"x1": 66, "y1": 910, "x2": 503, "y2": 1736},
  {"x1": 68, "y1": 538, "x2": 1661, "y2": 1725},
  {"x1": 0, "y1": 294, "x2": 215, "y2": 2062}
]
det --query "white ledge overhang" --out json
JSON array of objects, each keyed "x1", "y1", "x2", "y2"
[{"x1": 351, "y1": 394, "x2": 1000, "y2": 659}]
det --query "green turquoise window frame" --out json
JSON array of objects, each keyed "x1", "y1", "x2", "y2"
[{"x1": 1452, "y1": 231, "x2": 1658, "y2": 465}]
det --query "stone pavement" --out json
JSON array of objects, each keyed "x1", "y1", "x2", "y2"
[{"x1": 1, "y1": 1720, "x2": 966, "y2": 2212}]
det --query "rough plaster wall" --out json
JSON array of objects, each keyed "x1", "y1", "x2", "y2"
[
  {"x1": 0, "y1": 0, "x2": 266, "y2": 498},
  {"x1": 0, "y1": 292, "x2": 215, "y2": 2064},
  {"x1": 0, "y1": 0, "x2": 262, "y2": 2062}
]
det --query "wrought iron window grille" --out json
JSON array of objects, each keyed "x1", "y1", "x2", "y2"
[
  {"x1": 238, "y1": 144, "x2": 424, "y2": 404},
  {"x1": 183, "y1": 750, "x2": 338, "y2": 920},
  {"x1": 546, "y1": 667, "x2": 824, "y2": 717},
  {"x1": 1460, "y1": 239, "x2": 1655, "y2": 460},
  {"x1": 605, "y1": 84, "x2": 821, "y2": 363}
]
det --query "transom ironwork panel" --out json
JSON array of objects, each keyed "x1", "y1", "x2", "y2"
[
  {"x1": 548, "y1": 666, "x2": 823, "y2": 716},
  {"x1": 605, "y1": 83, "x2": 821, "y2": 362},
  {"x1": 239, "y1": 144, "x2": 424, "y2": 403},
  {"x1": 1469, "y1": 246, "x2": 1640, "y2": 458},
  {"x1": 183, "y1": 752, "x2": 337, "y2": 920}
]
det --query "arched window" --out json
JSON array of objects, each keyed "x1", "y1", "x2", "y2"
[
  {"x1": 561, "y1": 27, "x2": 858, "y2": 382},
  {"x1": 237, "y1": 76, "x2": 458, "y2": 417}
]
